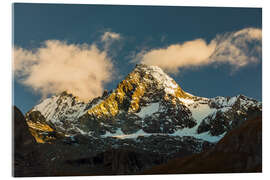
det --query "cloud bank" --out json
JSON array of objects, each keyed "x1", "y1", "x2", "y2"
[
  {"x1": 13, "y1": 40, "x2": 115, "y2": 101},
  {"x1": 133, "y1": 28, "x2": 262, "y2": 73}
]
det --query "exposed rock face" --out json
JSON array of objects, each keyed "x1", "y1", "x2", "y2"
[{"x1": 198, "y1": 96, "x2": 261, "y2": 136}]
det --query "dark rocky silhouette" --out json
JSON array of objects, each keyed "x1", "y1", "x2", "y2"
[{"x1": 13, "y1": 106, "x2": 46, "y2": 177}]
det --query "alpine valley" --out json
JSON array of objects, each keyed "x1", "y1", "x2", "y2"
[{"x1": 13, "y1": 64, "x2": 262, "y2": 176}]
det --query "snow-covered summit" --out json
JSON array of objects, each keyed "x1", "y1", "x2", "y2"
[
  {"x1": 135, "y1": 64, "x2": 179, "y2": 94},
  {"x1": 132, "y1": 64, "x2": 190, "y2": 97}
]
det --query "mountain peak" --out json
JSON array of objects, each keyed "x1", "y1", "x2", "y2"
[
  {"x1": 131, "y1": 64, "x2": 188, "y2": 97},
  {"x1": 134, "y1": 64, "x2": 171, "y2": 79},
  {"x1": 134, "y1": 63, "x2": 163, "y2": 72},
  {"x1": 86, "y1": 64, "x2": 191, "y2": 119}
]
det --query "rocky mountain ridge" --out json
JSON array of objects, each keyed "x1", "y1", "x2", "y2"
[
  {"x1": 26, "y1": 64, "x2": 261, "y2": 143},
  {"x1": 19, "y1": 64, "x2": 262, "y2": 175}
]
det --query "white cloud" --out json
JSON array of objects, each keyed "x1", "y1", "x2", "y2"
[
  {"x1": 133, "y1": 27, "x2": 262, "y2": 73},
  {"x1": 101, "y1": 31, "x2": 121, "y2": 52},
  {"x1": 101, "y1": 31, "x2": 121, "y2": 42},
  {"x1": 134, "y1": 39, "x2": 216, "y2": 73},
  {"x1": 210, "y1": 28, "x2": 262, "y2": 69},
  {"x1": 13, "y1": 40, "x2": 115, "y2": 101}
]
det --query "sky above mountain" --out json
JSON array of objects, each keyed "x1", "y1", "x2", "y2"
[{"x1": 13, "y1": 3, "x2": 262, "y2": 113}]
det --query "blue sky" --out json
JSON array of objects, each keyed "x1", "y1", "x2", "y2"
[{"x1": 13, "y1": 3, "x2": 262, "y2": 113}]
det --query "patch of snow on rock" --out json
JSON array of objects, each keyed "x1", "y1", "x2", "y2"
[
  {"x1": 136, "y1": 102, "x2": 160, "y2": 118},
  {"x1": 228, "y1": 96, "x2": 237, "y2": 106},
  {"x1": 104, "y1": 129, "x2": 151, "y2": 139},
  {"x1": 190, "y1": 103, "x2": 215, "y2": 123},
  {"x1": 102, "y1": 128, "x2": 125, "y2": 137}
]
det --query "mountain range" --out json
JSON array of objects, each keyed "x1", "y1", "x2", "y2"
[{"x1": 13, "y1": 64, "x2": 262, "y2": 176}]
